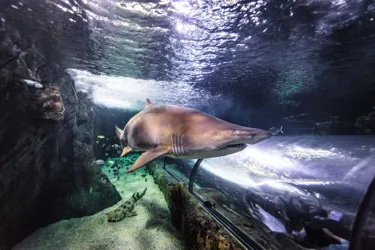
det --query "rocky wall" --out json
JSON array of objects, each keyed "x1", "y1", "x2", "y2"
[{"x1": 0, "y1": 11, "x2": 121, "y2": 250}]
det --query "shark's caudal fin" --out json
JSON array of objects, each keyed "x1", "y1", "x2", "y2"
[
  {"x1": 126, "y1": 146, "x2": 170, "y2": 173},
  {"x1": 115, "y1": 125, "x2": 123, "y2": 140}
]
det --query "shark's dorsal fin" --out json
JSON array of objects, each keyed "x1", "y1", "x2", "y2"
[
  {"x1": 115, "y1": 125, "x2": 123, "y2": 140},
  {"x1": 145, "y1": 98, "x2": 152, "y2": 108},
  {"x1": 126, "y1": 146, "x2": 170, "y2": 173}
]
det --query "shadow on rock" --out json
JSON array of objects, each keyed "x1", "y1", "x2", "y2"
[{"x1": 141, "y1": 198, "x2": 183, "y2": 241}]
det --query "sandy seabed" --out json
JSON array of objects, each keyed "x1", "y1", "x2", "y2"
[{"x1": 13, "y1": 165, "x2": 184, "y2": 250}]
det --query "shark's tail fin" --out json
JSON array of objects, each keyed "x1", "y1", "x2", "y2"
[{"x1": 280, "y1": 126, "x2": 284, "y2": 134}]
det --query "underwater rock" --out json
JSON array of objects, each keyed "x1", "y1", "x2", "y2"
[
  {"x1": 146, "y1": 161, "x2": 242, "y2": 250},
  {"x1": 107, "y1": 188, "x2": 147, "y2": 222},
  {"x1": 36, "y1": 85, "x2": 65, "y2": 120},
  {"x1": 313, "y1": 121, "x2": 355, "y2": 135},
  {"x1": 0, "y1": 27, "x2": 120, "y2": 249},
  {"x1": 355, "y1": 115, "x2": 375, "y2": 134},
  {"x1": 76, "y1": 92, "x2": 89, "y2": 126}
]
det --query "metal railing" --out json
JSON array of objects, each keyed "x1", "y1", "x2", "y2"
[{"x1": 158, "y1": 158, "x2": 263, "y2": 250}]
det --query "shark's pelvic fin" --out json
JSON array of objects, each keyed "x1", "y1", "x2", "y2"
[
  {"x1": 120, "y1": 146, "x2": 133, "y2": 157},
  {"x1": 115, "y1": 125, "x2": 123, "y2": 140},
  {"x1": 126, "y1": 146, "x2": 170, "y2": 173},
  {"x1": 145, "y1": 98, "x2": 152, "y2": 108}
]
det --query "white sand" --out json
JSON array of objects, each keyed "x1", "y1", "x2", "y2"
[{"x1": 13, "y1": 165, "x2": 184, "y2": 250}]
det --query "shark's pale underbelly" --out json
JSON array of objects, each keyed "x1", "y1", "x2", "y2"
[{"x1": 164, "y1": 149, "x2": 244, "y2": 159}]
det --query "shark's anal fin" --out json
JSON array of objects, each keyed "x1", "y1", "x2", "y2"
[
  {"x1": 120, "y1": 146, "x2": 133, "y2": 157},
  {"x1": 126, "y1": 146, "x2": 170, "y2": 173}
]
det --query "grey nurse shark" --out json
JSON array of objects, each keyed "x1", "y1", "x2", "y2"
[{"x1": 115, "y1": 99, "x2": 272, "y2": 173}]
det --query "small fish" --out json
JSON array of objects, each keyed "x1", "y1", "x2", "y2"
[
  {"x1": 111, "y1": 145, "x2": 114, "y2": 148},
  {"x1": 269, "y1": 126, "x2": 283, "y2": 136},
  {"x1": 106, "y1": 138, "x2": 109, "y2": 141},
  {"x1": 107, "y1": 160, "x2": 115, "y2": 164},
  {"x1": 145, "y1": 178, "x2": 147, "y2": 182},
  {"x1": 141, "y1": 174, "x2": 146, "y2": 177},
  {"x1": 102, "y1": 143, "x2": 106, "y2": 147},
  {"x1": 105, "y1": 153, "x2": 109, "y2": 156},
  {"x1": 113, "y1": 144, "x2": 120, "y2": 148},
  {"x1": 116, "y1": 150, "x2": 121, "y2": 154},
  {"x1": 95, "y1": 141, "x2": 99, "y2": 144},
  {"x1": 94, "y1": 159, "x2": 105, "y2": 166},
  {"x1": 90, "y1": 186, "x2": 93, "y2": 193},
  {"x1": 97, "y1": 135, "x2": 105, "y2": 139}
]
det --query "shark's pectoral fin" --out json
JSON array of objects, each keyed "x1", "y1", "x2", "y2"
[
  {"x1": 120, "y1": 146, "x2": 133, "y2": 157},
  {"x1": 126, "y1": 146, "x2": 170, "y2": 173}
]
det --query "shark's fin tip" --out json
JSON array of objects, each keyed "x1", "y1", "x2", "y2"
[
  {"x1": 127, "y1": 145, "x2": 170, "y2": 172},
  {"x1": 120, "y1": 146, "x2": 133, "y2": 157},
  {"x1": 145, "y1": 98, "x2": 152, "y2": 108},
  {"x1": 115, "y1": 125, "x2": 123, "y2": 139}
]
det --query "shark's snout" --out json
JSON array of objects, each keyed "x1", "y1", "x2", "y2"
[
  {"x1": 248, "y1": 129, "x2": 272, "y2": 144},
  {"x1": 232, "y1": 128, "x2": 271, "y2": 145}
]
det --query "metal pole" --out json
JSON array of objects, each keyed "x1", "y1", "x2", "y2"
[{"x1": 188, "y1": 159, "x2": 203, "y2": 193}]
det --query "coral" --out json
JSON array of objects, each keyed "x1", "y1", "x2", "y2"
[{"x1": 107, "y1": 188, "x2": 147, "y2": 222}]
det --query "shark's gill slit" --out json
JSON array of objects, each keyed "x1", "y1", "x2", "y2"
[{"x1": 177, "y1": 134, "x2": 182, "y2": 156}]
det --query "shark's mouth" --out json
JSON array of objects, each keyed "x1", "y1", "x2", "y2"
[{"x1": 221, "y1": 143, "x2": 246, "y2": 150}]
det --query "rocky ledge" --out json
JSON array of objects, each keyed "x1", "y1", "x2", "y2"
[{"x1": 146, "y1": 161, "x2": 242, "y2": 250}]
